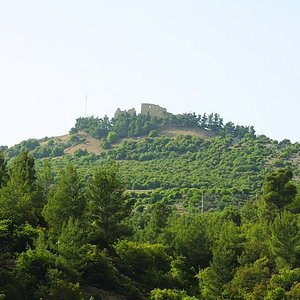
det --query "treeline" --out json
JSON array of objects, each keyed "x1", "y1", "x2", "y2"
[
  {"x1": 0, "y1": 151, "x2": 300, "y2": 299},
  {"x1": 1, "y1": 110, "x2": 266, "y2": 160},
  {"x1": 71, "y1": 111, "x2": 255, "y2": 146},
  {"x1": 6, "y1": 135, "x2": 89, "y2": 160}
]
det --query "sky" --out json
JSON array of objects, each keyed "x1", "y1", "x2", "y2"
[{"x1": 0, "y1": 0, "x2": 300, "y2": 146}]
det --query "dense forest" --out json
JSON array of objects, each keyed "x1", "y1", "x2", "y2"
[{"x1": 0, "y1": 109, "x2": 300, "y2": 299}]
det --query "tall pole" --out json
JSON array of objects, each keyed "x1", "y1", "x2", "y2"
[{"x1": 85, "y1": 93, "x2": 88, "y2": 117}]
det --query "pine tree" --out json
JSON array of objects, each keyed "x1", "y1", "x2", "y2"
[
  {"x1": 85, "y1": 164, "x2": 131, "y2": 248},
  {"x1": 0, "y1": 151, "x2": 8, "y2": 188},
  {"x1": 263, "y1": 169, "x2": 297, "y2": 210},
  {"x1": 271, "y1": 210, "x2": 300, "y2": 269},
  {"x1": 9, "y1": 150, "x2": 36, "y2": 193},
  {"x1": 42, "y1": 164, "x2": 85, "y2": 239},
  {"x1": 0, "y1": 151, "x2": 38, "y2": 225}
]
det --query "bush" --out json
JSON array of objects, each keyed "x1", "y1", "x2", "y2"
[
  {"x1": 115, "y1": 240, "x2": 171, "y2": 288},
  {"x1": 69, "y1": 127, "x2": 78, "y2": 134},
  {"x1": 51, "y1": 146, "x2": 64, "y2": 157},
  {"x1": 148, "y1": 130, "x2": 159, "y2": 138},
  {"x1": 150, "y1": 288, "x2": 197, "y2": 300},
  {"x1": 107, "y1": 131, "x2": 119, "y2": 144},
  {"x1": 74, "y1": 149, "x2": 88, "y2": 157}
]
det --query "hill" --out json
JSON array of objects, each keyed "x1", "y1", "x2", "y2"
[
  {"x1": 1, "y1": 106, "x2": 300, "y2": 299},
  {"x1": 3, "y1": 106, "x2": 300, "y2": 211}
]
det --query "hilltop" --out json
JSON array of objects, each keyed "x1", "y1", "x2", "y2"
[
  {"x1": 5, "y1": 103, "x2": 248, "y2": 158},
  {"x1": 3, "y1": 104, "x2": 300, "y2": 211}
]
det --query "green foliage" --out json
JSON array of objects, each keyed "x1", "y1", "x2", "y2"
[
  {"x1": 148, "y1": 130, "x2": 159, "y2": 137},
  {"x1": 72, "y1": 111, "x2": 230, "y2": 144},
  {"x1": 42, "y1": 163, "x2": 85, "y2": 239},
  {"x1": 160, "y1": 213, "x2": 211, "y2": 269},
  {"x1": 75, "y1": 116, "x2": 112, "y2": 139},
  {"x1": 167, "y1": 255, "x2": 198, "y2": 293},
  {"x1": 51, "y1": 145, "x2": 64, "y2": 157},
  {"x1": 6, "y1": 112, "x2": 300, "y2": 214},
  {"x1": 150, "y1": 288, "x2": 197, "y2": 300},
  {"x1": 85, "y1": 164, "x2": 131, "y2": 248},
  {"x1": 142, "y1": 202, "x2": 172, "y2": 243},
  {"x1": 2, "y1": 151, "x2": 42, "y2": 225},
  {"x1": 115, "y1": 240, "x2": 171, "y2": 289},
  {"x1": 0, "y1": 185, "x2": 37, "y2": 226},
  {"x1": 266, "y1": 268, "x2": 300, "y2": 299},
  {"x1": 79, "y1": 246, "x2": 119, "y2": 290},
  {"x1": 57, "y1": 218, "x2": 88, "y2": 275},
  {"x1": 0, "y1": 220, "x2": 37, "y2": 255},
  {"x1": 0, "y1": 268, "x2": 24, "y2": 300},
  {"x1": 238, "y1": 221, "x2": 270, "y2": 266},
  {"x1": 96, "y1": 134, "x2": 291, "y2": 208},
  {"x1": 0, "y1": 151, "x2": 8, "y2": 188},
  {"x1": 36, "y1": 159, "x2": 54, "y2": 201},
  {"x1": 224, "y1": 257, "x2": 271, "y2": 299},
  {"x1": 270, "y1": 210, "x2": 300, "y2": 269},
  {"x1": 198, "y1": 221, "x2": 243, "y2": 298},
  {"x1": 69, "y1": 127, "x2": 78, "y2": 134},
  {"x1": 69, "y1": 134, "x2": 87, "y2": 146},
  {"x1": 16, "y1": 234, "x2": 56, "y2": 292},
  {"x1": 47, "y1": 278, "x2": 83, "y2": 300},
  {"x1": 107, "y1": 131, "x2": 119, "y2": 144},
  {"x1": 9, "y1": 150, "x2": 36, "y2": 193},
  {"x1": 74, "y1": 148, "x2": 88, "y2": 157},
  {"x1": 263, "y1": 168, "x2": 297, "y2": 209},
  {"x1": 1, "y1": 112, "x2": 300, "y2": 299}
]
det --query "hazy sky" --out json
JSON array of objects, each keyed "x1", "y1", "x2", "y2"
[{"x1": 1, "y1": 1, "x2": 300, "y2": 146}]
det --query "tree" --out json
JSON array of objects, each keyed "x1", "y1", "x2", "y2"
[
  {"x1": 115, "y1": 240, "x2": 171, "y2": 289},
  {"x1": 36, "y1": 159, "x2": 54, "y2": 201},
  {"x1": 85, "y1": 164, "x2": 131, "y2": 248},
  {"x1": 263, "y1": 169, "x2": 297, "y2": 210},
  {"x1": 42, "y1": 164, "x2": 85, "y2": 239},
  {"x1": 0, "y1": 151, "x2": 7, "y2": 188},
  {"x1": 106, "y1": 131, "x2": 119, "y2": 144},
  {"x1": 160, "y1": 213, "x2": 211, "y2": 269},
  {"x1": 57, "y1": 218, "x2": 88, "y2": 274},
  {"x1": 9, "y1": 150, "x2": 36, "y2": 193},
  {"x1": 51, "y1": 145, "x2": 64, "y2": 157},
  {"x1": 270, "y1": 210, "x2": 300, "y2": 269},
  {"x1": 199, "y1": 221, "x2": 243, "y2": 298},
  {"x1": 224, "y1": 257, "x2": 271, "y2": 299},
  {"x1": 150, "y1": 288, "x2": 197, "y2": 300},
  {"x1": 16, "y1": 232, "x2": 56, "y2": 297},
  {"x1": 266, "y1": 267, "x2": 300, "y2": 299},
  {"x1": 0, "y1": 151, "x2": 39, "y2": 225},
  {"x1": 144, "y1": 202, "x2": 172, "y2": 243}
]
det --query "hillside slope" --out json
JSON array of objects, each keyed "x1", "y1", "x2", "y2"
[
  {"x1": 4, "y1": 110, "x2": 300, "y2": 211},
  {"x1": 1, "y1": 109, "x2": 300, "y2": 299}
]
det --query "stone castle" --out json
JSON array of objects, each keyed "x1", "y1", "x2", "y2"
[
  {"x1": 141, "y1": 103, "x2": 167, "y2": 118},
  {"x1": 114, "y1": 103, "x2": 167, "y2": 119}
]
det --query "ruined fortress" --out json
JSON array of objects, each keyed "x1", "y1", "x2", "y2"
[
  {"x1": 114, "y1": 103, "x2": 167, "y2": 119},
  {"x1": 114, "y1": 107, "x2": 136, "y2": 119},
  {"x1": 140, "y1": 103, "x2": 167, "y2": 118}
]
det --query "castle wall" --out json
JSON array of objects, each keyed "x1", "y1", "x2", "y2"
[
  {"x1": 114, "y1": 103, "x2": 167, "y2": 119},
  {"x1": 114, "y1": 107, "x2": 136, "y2": 119},
  {"x1": 141, "y1": 103, "x2": 167, "y2": 118}
]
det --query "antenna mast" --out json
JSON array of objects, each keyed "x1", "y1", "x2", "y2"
[{"x1": 85, "y1": 93, "x2": 88, "y2": 117}]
